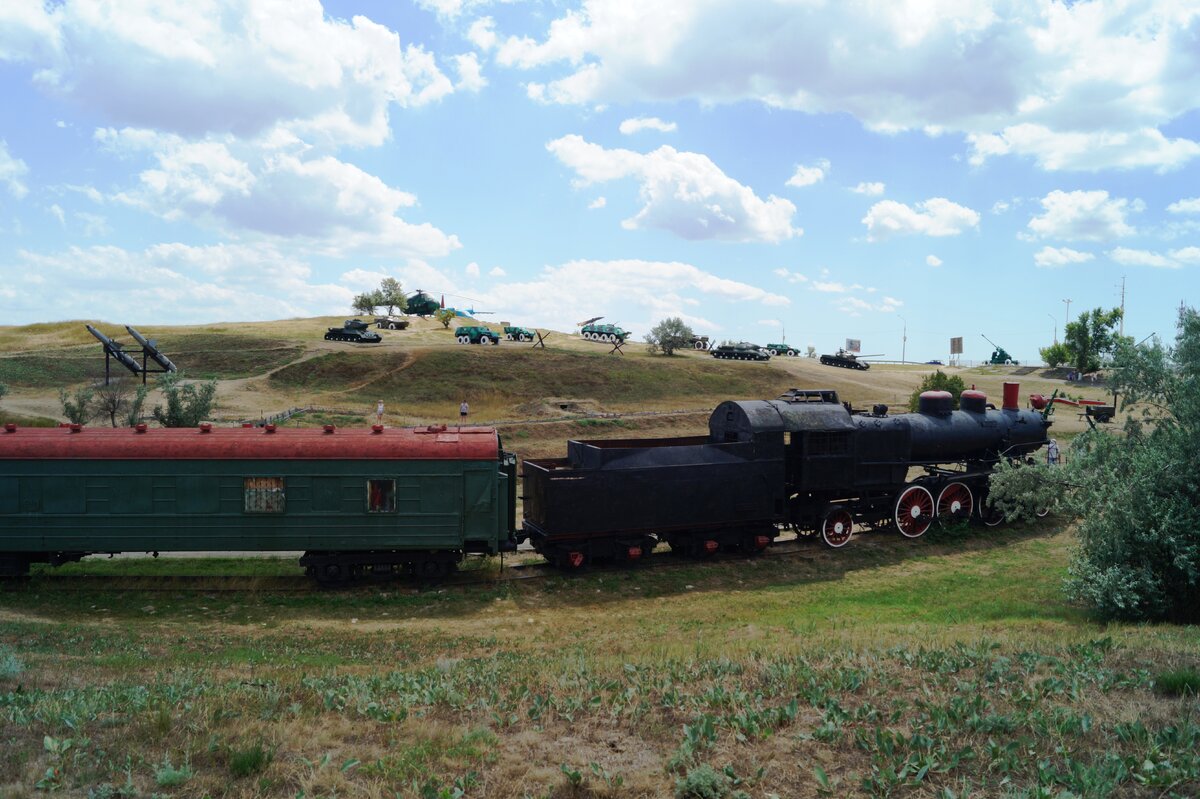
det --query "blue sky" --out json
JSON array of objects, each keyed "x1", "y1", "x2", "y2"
[{"x1": 0, "y1": 0, "x2": 1197, "y2": 364}]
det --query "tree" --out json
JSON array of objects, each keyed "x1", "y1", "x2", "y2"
[
  {"x1": 92, "y1": 378, "x2": 133, "y2": 428},
  {"x1": 126, "y1": 384, "x2": 149, "y2": 427},
  {"x1": 434, "y1": 308, "x2": 457, "y2": 329},
  {"x1": 59, "y1": 386, "x2": 95, "y2": 425},
  {"x1": 990, "y1": 306, "x2": 1200, "y2": 622},
  {"x1": 377, "y1": 277, "x2": 407, "y2": 316},
  {"x1": 1039, "y1": 341, "x2": 1071, "y2": 368},
  {"x1": 152, "y1": 372, "x2": 218, "y2": 427},
  {"x1": 644, "y1": 317, "x2": 694, "y2": 356},
  {"x1": 1063, "y1": 307, "x2": 1124, "y2": 373},
  {"x1": 352, "y1": 291, "x2": 383, "y2": 317},
  {"x1": 906, "y1": 370, "x2": 967, "y2": 412}
]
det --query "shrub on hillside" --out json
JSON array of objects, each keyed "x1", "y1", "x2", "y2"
[
  {"x1": 645, "y1": 317, "x2": 695, "y2": 356},
  {"x1": 906, "y1": 370, "x2": 966, "y2": 412}
]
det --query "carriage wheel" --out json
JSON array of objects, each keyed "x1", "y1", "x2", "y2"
[
  {"x1": 936, "y1": 482, "x2": 974, "y2": 526},
  {"x1": 821, "y1": 508, "x2": 854, "y2": 548},
  {"x1": 894, "y1": 485, "x2": 935, "y2": 538},
  {"x1": 981, "y1": 500, "x2": 1005, "y2": 527}
]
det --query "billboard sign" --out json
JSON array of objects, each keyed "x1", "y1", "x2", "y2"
[
  {"x1": 845, "y1": 338, "x2": 861, "y2": 353},
  {"x1": 950, "y1": 337, "x2": 963, "y2": 355}
]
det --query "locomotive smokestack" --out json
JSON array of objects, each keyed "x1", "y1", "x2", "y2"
[{"x1": 1002, "y1": 382, "x2": 1019, "y2": 411}]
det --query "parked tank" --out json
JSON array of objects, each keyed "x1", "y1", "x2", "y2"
[
  {"x1": 325, "y1": 319, "x2": 382, "y2": 343},
  {"x1": 765, "y1": 343, "x2": 799, "y2": 357},
  {"x1": 820, "y1": 349, "x2": 869, "y2": 370},
  {"x1": 580, "y1": 323, "x2": 629, "y2": 343},
  {"x1": 504, "y1": 326, "x2": 535, "y2": 342},
  {"x1": 711, "y1": 342, "x2": 770, "y2": 361}
]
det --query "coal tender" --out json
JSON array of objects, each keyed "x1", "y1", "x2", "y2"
[{"x1": 521, "y1": 383, "x2": 1050, "y2": 565}]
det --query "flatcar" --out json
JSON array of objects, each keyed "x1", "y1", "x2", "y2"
[
  {"x1": 521, "y1": 383, "x2": 1050, "y2": 564},
  {"x1": 0, "y1": 422, "x2": 517, "y2": 584}
]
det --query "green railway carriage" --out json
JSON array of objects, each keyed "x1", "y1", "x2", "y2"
[{"x1": 0, "y1": 422, "x2": 518, "y2": 584}]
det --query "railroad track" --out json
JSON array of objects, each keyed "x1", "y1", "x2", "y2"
[{"x1": 6, "y1": 536, "x2": 825, "y2": 593}]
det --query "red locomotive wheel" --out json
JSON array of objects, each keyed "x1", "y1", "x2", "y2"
[
  {"x1": 936, "y1": 482, "x2": 974, "y2": 525},
  {"x1": 821, "y1": 509, "x2": 854, "y2": 548},
  {"x1": 894, "y1": 485, "x2": 935, "y2": 538}
]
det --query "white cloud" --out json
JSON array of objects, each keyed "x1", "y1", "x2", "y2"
[
  {"x1": 835, "y1": 295, "x2": 902, "y2": 317},
  {"x1": 1108, "y1": 247, "x2": 1184, "y2": 269},
  {"x1": 619, "y1": 116, "x2": 677, "y2": 135},
  {"x1": 1033, "y1": 245, "x2": 1094, "y2": 268},
  {"x1": 76, "y1": 211, "x2": 109, "y2": 237},
  {"x1": 1167, "y1": 197, "x2": 1200, "y2": 214},
  {"x1": 472, "y1": 259, "x2": 788, "y2": 334},
  {"x1": 991, "y1": 200, "x2": 1010, "y2": 214},
  {"x1": 97, "y1": 127, "x2": 460, "y2": 257},
  {"x1": 587, "y1": 196, "x2": 606, "y2": 209},
  {"x1": 489, "y1": 1, "x2": 1200, "y2": 172},
  {"x1": 465, "y1": 261, "x2": 481, "y2": 277},
  {"x1": 851, "y1": 181, "x2": 884, "y2": 196},
  {"x1": 862, "y1": 198, "x2": 980, "y2": 241},
  {"x1": 0, "y1": 140, "x2": 29, "y2": 198},
  {"x1": 48, "y1": 203, "x2": 64, "y2": 226},
  {"x1": 967, "y1": 125, "x2": 1200, "y2": 172},
  {"x1": 926, "y1": 255, "x2": 942, "y2": 267},
  {"x1": 488, "y1": 266, "x2": 506, "y2": 277},
  {"x1": 786, "y1": 159, "x2": 829, "y2": 188},
  {"x1": 1, "y1": 1, "x2": 456, "y2": 148},
  {"x1": 2, "y1": 242, "x2": 354, "y2": 323},
  {"x1": 773, "y1": 267, "x2": 807, "y2": 284},
  {"x1": 813, "y1": 280, "x2": 862, "y2": 293},
  {"x1": 466, "y1": 17, "x2": 497, "y2": 51},
  {"x1": 546, "y1": 134, "x2": 800, "y2": 243},
  {"x1": 1026, "y1": 190, "x2": 1137, "y2": 242},
  {"x1": 452, "y1": 52, "x2": 486, "y2": 92}
]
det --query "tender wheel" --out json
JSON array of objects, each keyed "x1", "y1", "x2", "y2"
[
  {"x1": 895, "y1": 485, "x2": 935, "y2": 538},
  {"x1": 821, "y1": 508, "x2": 854, "y2": 548},
  {"x1": 936, "y1": 482, "x2": 974, "y2": 526}
]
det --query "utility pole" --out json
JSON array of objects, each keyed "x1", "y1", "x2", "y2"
[
  {"x1": 1047, "y1": 313, "x2": 1057, "y2": 344},
  {"x1": 1117, "y1": 276, "x2": 1126, "y2": 337},
  {"x1": 1062, "y1": 298, "x2": 1072, "y2": 334},
  {"x1": 898, "y1": 315, "x2": 907, "y2": 364}
]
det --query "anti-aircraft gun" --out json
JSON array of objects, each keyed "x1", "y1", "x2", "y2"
[{"x1": 981, "y1": 334, "x2": 1019, "y2": 366}]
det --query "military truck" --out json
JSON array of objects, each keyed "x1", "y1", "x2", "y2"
[
  {"x1": 580, "y1": 322, "x2": 629, "y2": 344},
  {"x1": 765, "y1": 343, "x2": 799, "y2": 357},
  {"x1": 711, "y1": 342, "x2": 770, "y2": 361},
  {"x1": 504, "y1": 326, "x2": 536, "y2": 342},
  {"x1": 325, "y1": 319, "x2": 382, "y2": 343},
  {"x1": 455, "y1": 325, "x2": 501, "y2": 345}
]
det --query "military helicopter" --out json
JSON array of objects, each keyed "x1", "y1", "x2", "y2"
[{"x1": 406, "y1": 290, "x2": 493, "y2": 319}]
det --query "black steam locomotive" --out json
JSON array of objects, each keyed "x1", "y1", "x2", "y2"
[{"x1": 521, "y1": 383, "x2": 1050, "y2": 566}]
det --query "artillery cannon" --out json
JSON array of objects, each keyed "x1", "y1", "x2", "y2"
[{"x1": 981, "y1": 334, "x2": 1019, "y2": 365}]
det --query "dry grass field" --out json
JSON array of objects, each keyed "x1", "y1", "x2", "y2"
[{"x1": 3, "y1": 316, "x2": 1188, "y2": 798}]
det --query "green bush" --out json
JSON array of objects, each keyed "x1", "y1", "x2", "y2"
[
  {"x1": 155, "y1": 756, "x2": 192, "y2": 787},
  {"x1": 1155, "y1": 668, "x2": 1200, "y2": 697},
  {"x1": 228, "y1": 742, "x2": 273, "y2": 777},
  {"x1": 907, "y1": 370, "x2": 967, "y2": 412},
  {"x1": 0, "y1": 644, "x2": 24, "y2": 680},
  {"x1": 1061, "y1": 308, "x2": 1200, "y2": 622}
]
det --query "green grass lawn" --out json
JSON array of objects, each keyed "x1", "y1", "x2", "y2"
[{"x1": 2, "y1": 522, "x2": 1197, "y2": 798}]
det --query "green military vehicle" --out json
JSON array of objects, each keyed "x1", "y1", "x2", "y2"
[
  {"x1": 504, "y1": 326, "x2": 536, "y2": 342},
  {"x1": 455, "y1": 325, "x2": 501, "y2": 345},
  {"x1": 765, "y1": 343, "x2": 799, "y2": 357},
  {"x1": 711, "y1": 342, "x2": 771, "y2": 361},
  {"x1": 580, "y1": 322, "x2": 629, "y2": 344}
]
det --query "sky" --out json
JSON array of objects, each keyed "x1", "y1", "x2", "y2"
[{"x1": 0, "y1": 0, "x2": 1198, "y2": 364}]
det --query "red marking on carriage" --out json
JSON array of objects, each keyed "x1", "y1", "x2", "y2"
[
  {"x1": 754, "y1": 535, "x2": 771, "y2": 550},
  {"x1": 704, "y1": 540, "x2": 719, "y2": 554},
  {"x1": 627, "y1": 547, "x2": 642, "y2": 560},
  {"x1": 567, "y1": 552, "x2": 585, "y2": 568}
]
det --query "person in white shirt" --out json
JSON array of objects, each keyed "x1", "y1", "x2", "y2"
[
  {"x1": 375, "y1": 400, "x2": 385, "y2": 424},
  {"x1": 459, "y1": 400, "x2": 469, "y2": 423},
  {"x1": 1047, "y1": 439, "x2": 1060, "y2": 466}
]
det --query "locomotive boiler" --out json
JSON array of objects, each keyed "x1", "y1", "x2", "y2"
[{"x1": 522, "y1": 383, "x2": 1050, "y2": 564}]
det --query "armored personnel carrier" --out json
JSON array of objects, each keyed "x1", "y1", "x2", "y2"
[
  {"x1": 375, "y1": 316, "x2": 410, "y2": 330},
  {"x1": 819, "y1": 349, "x2": 869, "y2": 370},
  {"x1": 455, "y1": 325, "x2": 501, "y2": 345},
  {"x1": 325, "y1": 319, "x2": 382, "y2": 343},
  {"x1": 711, "y1": 342, "x2": 770, "y2": 361},
  {"x1": 765, "y1": 343, "x2": 799, "y2": 357},
  {"x1": 580, "y1": 322, "x2": 629, "y2": 343},
  {"x1": 689, "y1": 335, "x2": 711, "y2": 350},
  {"x1": 504, "y1": 325, "x2": 535, "y2": 342}
]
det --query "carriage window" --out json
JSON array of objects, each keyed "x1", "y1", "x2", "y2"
[
  {"x1": 367, "y1": 479, "x2": 396, "y2": 513},
  {"x1": 244, "y1": 477, "x2": 286, "y2": 513}
]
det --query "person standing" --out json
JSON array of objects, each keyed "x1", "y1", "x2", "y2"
[
  {"x1": 1047, "y1": 438, "x2": 1060, "y2": 466},
  {"x1": 459, "y1": 400, "x2": 469, "y2": 424},
  {"x1": 375, "y1": 399, "x2": 385, "y2": 424}
]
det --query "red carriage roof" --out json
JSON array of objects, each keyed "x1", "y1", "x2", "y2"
[{"x1": 0, "y1": 424, "x2": 499, "y2": 461}]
